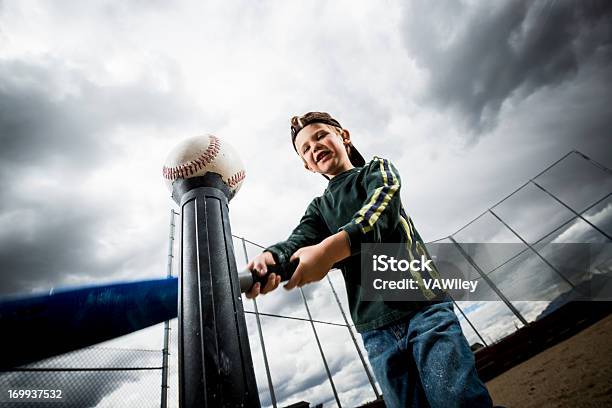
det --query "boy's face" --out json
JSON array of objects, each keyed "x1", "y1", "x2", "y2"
[{"x1": 293, "y1": 123, "x2": 353, "y2": 177}]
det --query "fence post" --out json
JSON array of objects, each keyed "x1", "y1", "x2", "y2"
[
  {"x1": 326, "y1": 274, "x2": 380, "y2": 399},
  {"x1": 488, "y1": 209, "x2": 576, "y2": 289},
  {"x1": 448, "y1": 295, "x2": 488, "y2": 347},
  {"x1": 299, "y1": 288, "x2": 342, "y2": 407},
  {"x1": 161, "y1": 209, "x2": 177, "y2": 408},
  {"x1": 449, "y1": 236, "x2": 528, "y2": 326},
  {"x1": 530, "y1": 180, "x2": 612, "y2": 241},
  {"x1": 240, "y1": 237, "x2": 278, "y2": 408}
]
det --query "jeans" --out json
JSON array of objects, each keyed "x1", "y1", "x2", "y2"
[{"x1": 360, "y1": 300, "x2": 493, "y2": 408}]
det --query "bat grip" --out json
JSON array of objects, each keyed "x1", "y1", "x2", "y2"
[{"x1": 238, "y1": 259, "x2": 299, "y2": 293}]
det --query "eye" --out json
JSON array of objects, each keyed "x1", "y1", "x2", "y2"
[{"x1": 303, "y1": 145, "x2": 310, "y2": 154}]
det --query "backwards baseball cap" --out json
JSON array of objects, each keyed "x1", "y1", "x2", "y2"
[{"x1": 290, "y1": 112, "x2": 366, "y2": 168}]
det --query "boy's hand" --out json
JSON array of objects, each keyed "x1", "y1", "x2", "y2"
[
  {"x1": 245, "y1": 251, "x2": 282, "y2": 299},
  {"x1": 284, "y1": 230, "x2": 351, "y2": 290},
  {"x1": 284, "y1": 243, "x2": 334, "y2": 290}
]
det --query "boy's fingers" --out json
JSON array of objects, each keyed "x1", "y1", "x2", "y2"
[
  {"x1": 261, "y1": 273, "x2": 277, "y2": 294},
  {"x1": 266, "y1": 253, "x2": 277, "y2": 265},
  {"x1": 254, "y1": 261, "x2": 267, "y2": 276},
  {"x1": 298, "y1": 275, "x2": 312, "y2": 288},
  {"x1": 289, "y1": 249, "x2": 301, "y2": 262},
  {"x1": 284, "y1": 266, "x2": 302, "y2": 290},
  {"x1": 245, "y1": 283, "x2": 260, "y2": 299}
]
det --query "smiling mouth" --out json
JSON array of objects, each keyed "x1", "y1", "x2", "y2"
[{"x1": 316, "y1": 151, "x2": 331, "y2": 163}]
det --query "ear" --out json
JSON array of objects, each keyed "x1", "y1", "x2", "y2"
[
  {"x1": 303, "y1": 160, "x2": 313, "y2": 172},
  {"x1": 341, "y1": 128, "x2": 351, "y2": 145}
]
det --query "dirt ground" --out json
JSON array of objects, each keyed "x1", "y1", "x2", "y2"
[{"x1": 486, "y1": 313, "x2": 612, "y2": 408}]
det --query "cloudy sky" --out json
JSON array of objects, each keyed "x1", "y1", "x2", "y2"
[{"x1": 1, "y1": 0, "x2": 611, "y2": 407}]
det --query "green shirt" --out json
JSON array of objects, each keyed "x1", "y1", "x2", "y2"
[{"x1": 266, "y1": 157, "x2": 440, "y2": 332}]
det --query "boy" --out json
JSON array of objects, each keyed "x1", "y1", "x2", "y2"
[{"x1": 246, "y1": 112, "x2": 493, "y2": 408}]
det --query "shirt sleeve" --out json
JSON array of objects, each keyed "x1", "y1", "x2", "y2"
[
  {"x1": 339, "y1": 157, "x2": 403, "y2": 255},
  {"x1": 265, "y1": 198, "x2": 329, "y2": 265}
]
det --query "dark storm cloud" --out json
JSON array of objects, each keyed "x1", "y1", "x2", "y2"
[
  {"x1": 0, "y1": 57, "x2": 202, "y2": 295},
  {"x1": 0, "y1": 58, "x2": 199, "y2": 169},
  {"x1": 0, "y1": 202, "x2": 116, "y2": 295},
  {"x1": 401, "y1": 0, "x2": 612, "y2": 135}
]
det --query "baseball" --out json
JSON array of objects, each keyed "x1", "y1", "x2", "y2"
[{"x1": 162, "y1": 135, "x2": 246, "y2": 195}]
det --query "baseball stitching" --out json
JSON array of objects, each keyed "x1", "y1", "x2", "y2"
[
  {"x1": 162, "y1": 135, "x2": 221, "y2": 181},
  {"x1": 226, "y1": 170, "x2": 246, "y2": 189}
]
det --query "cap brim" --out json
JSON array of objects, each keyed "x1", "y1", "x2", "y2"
[{"x1": 349, "y1": 145, "x2": 366, "y2": 167}]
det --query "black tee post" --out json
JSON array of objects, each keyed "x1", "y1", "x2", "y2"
[{"x1": 171, "y1": 173, "x2": 260, "y2": 408}]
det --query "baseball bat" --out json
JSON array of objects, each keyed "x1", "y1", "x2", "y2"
[
  {"x1": 238, "y1": 259, "x2": 300, "y2": 293},
  {"x1": 0, "y1": 278, "x2": 178, "y2": 369},
  {"x1": 0, "y1": 260, "x2": 298, "y2": 369}
]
